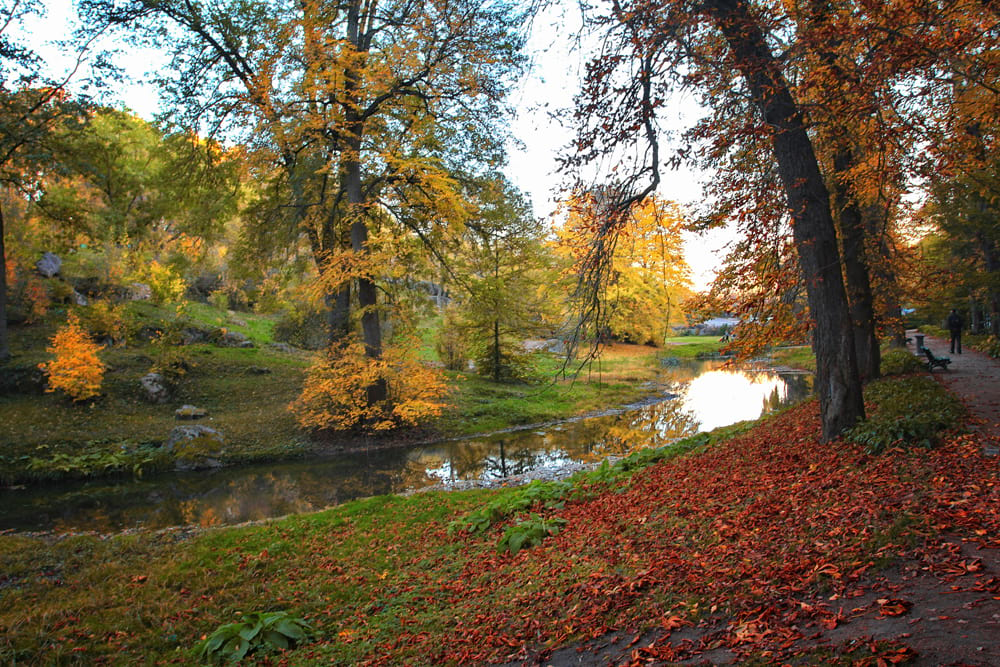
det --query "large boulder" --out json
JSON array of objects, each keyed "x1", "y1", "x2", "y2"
[
  {"x1": 180, "y1": 326, "x2": 212, "y2": 345},
  {"x1": 140, "y1": 372, "x2": 170, "y2": 404},
  {"x1": 36, "y1": 252, "x2": 61, "y2": 278},
  {"x1": 164, "y1": 425, "x2": 225, "y2": 471}
]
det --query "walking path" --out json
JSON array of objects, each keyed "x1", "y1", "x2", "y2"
[{"x1": 909, "y1": 330, "x2": 1000, "y2": 443}]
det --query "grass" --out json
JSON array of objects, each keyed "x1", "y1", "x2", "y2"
[{"x1": 660, "y1": 335, "x2": 725, "y2": 359}]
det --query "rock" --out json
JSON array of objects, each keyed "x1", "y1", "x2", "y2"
[
  {"x1": 36, "y1": 252, "x2": 61, "y2": 278},
  {"x1": 218, "y1": 330, "x2": 254, "y2": 348},
  {"x1": 175, "y1": 405, "x2": 207, "y2": 420},
  {"x1": 70, "y1": 290, "x2": 88, "y2": 306},
  {"x1": 227, "y1": 315, "x2": 247, "y2": 327},
  {"x1": 140, "y1": 372, "x2": 170, "y2": 404},
  {"x1": 245, "y1": 365, "x2": 271, "y2": 375},
  {"x1": 164, "y1": 425, "x2": 225, "y2": 471},
  {"x1": 127, "y1": 282, "x2": 152, "y2": 301},
  {"x1": 180, "y1": 327, "x2": 211, "y2": 345},
  {"x1": 267, "y1": 342, "x2": 299, "y2": 354}
]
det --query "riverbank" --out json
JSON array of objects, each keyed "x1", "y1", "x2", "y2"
[
  {"x1": 0, "y1": 370, "x2": 993, "y2": 665},
  {"x1": 1, "y1": 299, "x2": 721, "y2": 486}
]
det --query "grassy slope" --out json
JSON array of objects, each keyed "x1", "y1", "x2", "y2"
[
  {"x1": 0, "y1": 379, "x2": 993, "y2": 665},
  {"x1": 1, "y1": 308, "x2": 720, "y2": 482}
]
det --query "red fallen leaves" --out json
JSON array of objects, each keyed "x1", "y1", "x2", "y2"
[
  {"x1": 876, "y1": 598, "x2": 912, "y2": 617},
  {"x1": 361, "y1": 401, "x2": 999, "y2": 665}
]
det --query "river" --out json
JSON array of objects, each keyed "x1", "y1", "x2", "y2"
[{"x1": 0, "y1": 360, "x2": 812, "y2": 533}]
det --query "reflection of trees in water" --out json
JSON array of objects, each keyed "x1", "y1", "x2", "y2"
[
  {"x1": 11, "y1": 367, "x2": 817, "y2": 533},
  {"x1": 583, "y1": 399, "x2": 699, "y2": 461}
]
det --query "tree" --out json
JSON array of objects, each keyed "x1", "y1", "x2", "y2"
[
  {"x1": 557, "y1": 193, "x2": 690, "y2": 347},
  {"x1": 38, "y1": 312, "x2": 106, "y2": 401},
  {"x1": 1, "y1": 0, "x2": 114, "y2": 362},
  {"x1": 451, "y1": 176, "x2": 555, "y2": 383},
  {"x1": 567, "y1": 0, "x2": 864, "y2": 439},
  {"x1": 97, "y1": 0, "x2": 528, "y2": 407},
  {"x1": 35, "y1": 109, "x2": 241, "y2": 250}
]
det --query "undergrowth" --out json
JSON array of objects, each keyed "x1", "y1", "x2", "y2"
[{"x1": 846, "y1": 375, "x2": 965, "y2": 454}]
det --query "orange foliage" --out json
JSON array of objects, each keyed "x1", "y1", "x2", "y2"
[
  {"x1": 38, "y1": 313, "x2": 106, "y2": 401},
  {"x1": 290, "y1": 336, "x2": 448, "y2": 432}
]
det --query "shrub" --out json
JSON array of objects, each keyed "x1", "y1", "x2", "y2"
[
  {"x1": 880, "y1": 348, "x2": 925, "y2": 376},
  {"x1": 75, "y1": 299, "x2": 136, "y2": 346},
  {"x1": 137, "y1": 260, "x2": 187, "y2": 304},
  {"x1": 972, "y1": 335, "x2": 1000, "y2": 359},
  {"x1": 290, "y1": 336, "x2": 448, "y2": 432},
  {"x1": 38, "y1": 313, "x2": 106, "y2": 401},
  {"x1": 197, "y1": 611, "x2": 313, "y2": 663},
  {"x1": 474, "y1": 341, "x2": 538, "y2": 384},
  {"x1": 273, "y1": 304, "x2": 328, "y2": 350},
  {"x1": 845, "y1": 376, "x2": 965, "y2": 454}
]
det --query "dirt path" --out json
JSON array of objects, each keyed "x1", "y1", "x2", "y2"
[{"x1": 911, "y1": 331, "x2": 1000, "y2": 444}]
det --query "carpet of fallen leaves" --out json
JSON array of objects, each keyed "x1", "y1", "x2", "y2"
[
  {"x1": 365, "y1": 402, "x2": 1000, "y2": 665},
  {"x1": 2, "y1": 399, "x2": 998, "y2": 666}
]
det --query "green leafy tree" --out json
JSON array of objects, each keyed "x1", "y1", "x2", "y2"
[{"x1": 452, "y1": 177, "x2": 556, "y2": 383}]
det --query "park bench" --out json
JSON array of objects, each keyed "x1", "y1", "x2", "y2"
[{"x1": 923, "y1": 347, "x2": 951, "y2": 371}]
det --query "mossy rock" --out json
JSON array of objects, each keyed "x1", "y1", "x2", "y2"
[{"x1": 164, "y1": 425, "x2": 225, "y2": 470}]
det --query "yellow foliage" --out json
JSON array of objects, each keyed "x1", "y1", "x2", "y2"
[
  {"x1": 290, "y1": 336, "x2": 448, "y2": 432},
  {"x1": 135, "y1": 260, "x2": 187, "y2": 304},
  {"x1": 38, "y1": 313, "x2": 106, "y2": 401}
]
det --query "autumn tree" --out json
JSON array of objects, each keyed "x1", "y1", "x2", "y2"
[
  {"x1": 0, "y1": 0, "x2": 116, "y2": 362},
  {"x1": 36, "y1": 109, "x2": 241, "y2": 251},
  {"x1": 38, "y1": 312, "x2": 106, "y2": 400},
  {"x1": 558, "y1": 193, "x2": 690, "y2": 347},
  {"x1": 94, "y1": 0, "x2": 528, "y2": 406}
]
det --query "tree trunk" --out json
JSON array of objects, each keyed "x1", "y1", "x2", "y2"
[
  {"x1": 832, "y1": 146, "x2": 880, "y2": 380},
  {"x1": 705, "y1": 0, "x2": 864, "y2": 440},
  {"x1": 344, "y1": 0, "x2": 386, "y2": 406},
  {"x1": 493, "y1": 319, "x2": 501, "y2": 383},
  {"x1": 0, "y1": 198, "x2": 9, "y2": 363},
  {"x1": 969, "y1": 296, "x2": 982, "y2": 334}
]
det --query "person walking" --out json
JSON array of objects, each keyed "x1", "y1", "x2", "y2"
[{"x1": 947, "y1": 308, "x2": 964, "y2": 354}]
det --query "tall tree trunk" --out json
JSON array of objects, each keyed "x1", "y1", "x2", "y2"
[
  {"x1": 344, "y1": 0, "x2": 386, "y2": 405},
  {"x1": 969, "y1": 296, "x2": 982, "y2": 334},
  {"x1": 705, "y1": 0, "x2": 864, "y2": 440},
  {"x1": 863, "y1": 203, "x2": 906, "y2": 346},
  {"x1": 978, "y1": 233, "x2": 1000, "y2": 337},
  {"x1": 0, "y1": 199, "x2": 9, "y2": 363},
  {"x1": 832, "y1": 145, "x2": 880, "y2": 380}
]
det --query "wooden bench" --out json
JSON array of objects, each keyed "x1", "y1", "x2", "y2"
[{"x1": 923, "y1": 347, "x2": 951, "y2": 371}]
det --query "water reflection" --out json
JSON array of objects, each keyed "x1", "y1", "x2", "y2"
[{"x1": 0, "y1": 361, "x2": 812, "y2": 533}]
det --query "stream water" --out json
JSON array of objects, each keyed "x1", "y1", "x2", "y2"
[{"x1": 0, "y1": 360, "x2": 812, "y2": 534}]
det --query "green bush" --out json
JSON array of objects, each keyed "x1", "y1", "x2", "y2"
[
  {"x1": 880, "y1": 348, "x2": 925, "y2": 376},
  {"x1": 197, "y1": 611, "x2": 313, "y2": 663},
  {"x1": 972, "y1": 335, "x2": 1000, "y2": 359},
  {"x1": 846, "y1": 376, "x2": 965, "y2": 454},
  {"x1": 498, "y1": 514, "x2": 567, "y2": 554},
  {"x1": 448, "y1": 479, "x2": 573, "y2": 535}
]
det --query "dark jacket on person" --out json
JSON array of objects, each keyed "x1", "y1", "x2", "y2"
[{"x1": 947, "y1": 312, "x2": 963, "y2": 333}]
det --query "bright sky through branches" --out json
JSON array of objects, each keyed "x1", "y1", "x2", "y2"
[{"x1": 33, "y1": 0, "x2": 728, "y2": 290}]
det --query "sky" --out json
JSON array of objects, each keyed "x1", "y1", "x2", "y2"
[{"x1": 32, "y1": 0, "x2": 731, "y2": 290}]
